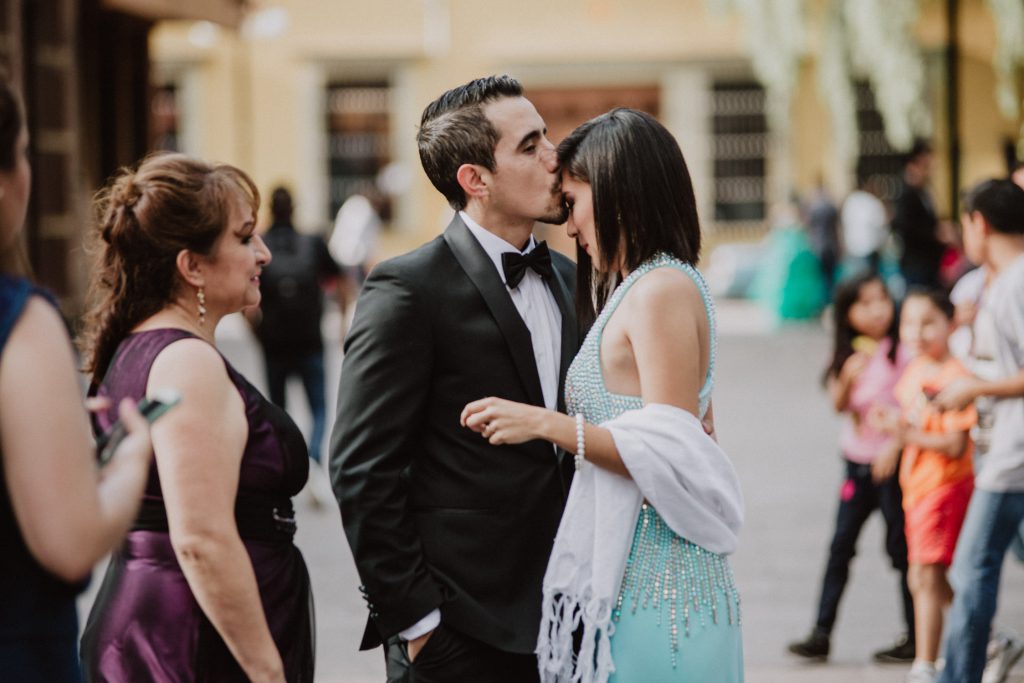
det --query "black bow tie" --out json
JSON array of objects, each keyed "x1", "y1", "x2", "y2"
[{"x1": 501, "y1": 241, "x2": 554, "y2": 288}]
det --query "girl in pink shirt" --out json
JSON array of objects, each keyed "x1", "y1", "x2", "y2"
[{"x1": 788, "y1": 272, "x2": 916, "y2": 663}]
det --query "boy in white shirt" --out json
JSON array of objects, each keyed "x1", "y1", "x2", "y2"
[{"x1": 934, "y1": 179, "x2": 1024, "y2": 683}]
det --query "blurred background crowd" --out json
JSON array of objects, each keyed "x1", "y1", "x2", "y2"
[{"x1": 5, "y1": 0, "x2": 1023, "y2": 316}]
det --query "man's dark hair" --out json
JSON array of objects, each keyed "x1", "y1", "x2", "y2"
[
  {"x1": 271, "y1": 186, "x2": 293, "y2": 224},
  {"x1": 903, "y1": 138, "x2": 933, "y2": 168},
  {"x1": 417, "y1": 75, "x2": 523, "y2": 210},
  {"x1": 962, "y1": 178, "x2": 1024, "y2": 235}
]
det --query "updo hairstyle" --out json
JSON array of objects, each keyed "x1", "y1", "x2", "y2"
[{"x1": 81, "y1": 153, "x2": 259, "y2": 383}]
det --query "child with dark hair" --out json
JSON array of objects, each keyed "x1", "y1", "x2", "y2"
[
  {"x1": 788, "y1": 272, "x2": 917, "y2": 663},
  {"x1": 872, "y1": 288, "x2": 977, "y2": 683},
  {"x1": 932, "y1": 179, "x2": 1024, "y2": 683}
]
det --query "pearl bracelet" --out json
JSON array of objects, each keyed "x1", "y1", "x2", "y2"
[{"x1": 574, "y1": 413, "x2": 585, "y2": 471}]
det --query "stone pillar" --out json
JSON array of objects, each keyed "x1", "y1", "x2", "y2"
[{"x1": 25, "y1": 0, "x2": 81, "y2": 301}]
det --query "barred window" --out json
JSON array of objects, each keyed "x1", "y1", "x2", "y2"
[
  {"x1": 854, "y1": 81, "x2": 903, "y2": 200},
  {"x1": 711, "y1": 81, "x2": 767, "y2": 226},
  {"x1": 326, "y1": 83, "x2": 390, "y2": 219},
  {"x1": 151, "y1": 84, "x2": 179, "y2": 153}
]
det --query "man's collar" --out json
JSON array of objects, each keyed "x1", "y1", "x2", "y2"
[{"x1": 460, "y1": 211, "x2": 536, "y2": 284}]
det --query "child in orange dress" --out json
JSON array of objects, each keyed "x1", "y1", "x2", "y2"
[{"x1": 873, "y1": 288, "x2": 977, "y2": 683}]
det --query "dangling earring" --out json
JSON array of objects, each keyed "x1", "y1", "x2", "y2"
[{"x1": 197, "y1": 287, "x2": 207, "y2": 327}]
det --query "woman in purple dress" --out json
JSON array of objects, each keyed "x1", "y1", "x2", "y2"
[{"x1": 79, "y1": 154, "x2": 314, "y2": 683}]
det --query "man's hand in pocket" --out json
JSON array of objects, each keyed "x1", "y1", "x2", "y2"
[{"x1": 408, "y1": 629, "x2": 434, "y2": 663}]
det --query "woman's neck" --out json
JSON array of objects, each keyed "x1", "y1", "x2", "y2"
[{"x1": 133, "y1": 301, "x2": 219, "y2": 345}]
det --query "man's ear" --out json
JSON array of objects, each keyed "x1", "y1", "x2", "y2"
[
  {"x1": 456, "y1": 163, "x2": 490, "y2": 202},
  {"x1": 175, "y1": 249, "x2": 205, "y2": 289}
]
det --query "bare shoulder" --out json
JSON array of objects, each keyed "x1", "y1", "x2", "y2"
[
  {"x1": 146, "y1": 336, "x2": 246, "y2": 443},
  {"x1": 148, "y1": 337, "x2": 229, "y2": 394},
  {"x1": 9, "y1": 294, "x2": 68, "y2": 342},
  {"x1": 626, "y1": 266, "x2": 704, "y2": 317},
  {"x1": 2, "y1": 296, "x2": 75, "y2": 375}
]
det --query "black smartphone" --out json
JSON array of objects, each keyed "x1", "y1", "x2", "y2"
[{"x1": 96, "y1": 388, "x2": 182, "y2": 465}]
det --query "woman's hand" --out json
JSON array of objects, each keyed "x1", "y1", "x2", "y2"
[
  {"x1": 87, "y1": 397, "x2": 153, "y2": 477},
  {"x1": 460, "y1": 397, "x2": 548, "y2": 445}
]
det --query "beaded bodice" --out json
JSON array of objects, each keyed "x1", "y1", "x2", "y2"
[{"x1": 564, "y1": 252, "x2": 717, "y2": 424}]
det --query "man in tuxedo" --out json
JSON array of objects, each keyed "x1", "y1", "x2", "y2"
[{"x1": 330, "y1": 75, "x2": 578, "y2": 682}]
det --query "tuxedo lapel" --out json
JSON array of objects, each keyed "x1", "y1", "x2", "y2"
[
  {"x1": 548, "y1": 263, "x2": 577, "y2": 411},
  {"x1": 443, "y1": 216, "x2": 546, "y2": 407}
]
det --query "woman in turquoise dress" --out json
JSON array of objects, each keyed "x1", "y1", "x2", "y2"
[{"x1": 461, "y1": 108, "x2": 745, "y2": 682}]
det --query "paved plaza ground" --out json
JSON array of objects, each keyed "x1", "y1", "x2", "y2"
[{"x1": 80, "y1": 300, "x2": 1024, "y2": 682}]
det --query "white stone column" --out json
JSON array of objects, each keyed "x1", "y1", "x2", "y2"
[
  {"x1": 296, "y1": 63, "x2": 328, "y2": 229},
  {"x1": 660, "y1": 66, "x2": 713, "y2": 236}
]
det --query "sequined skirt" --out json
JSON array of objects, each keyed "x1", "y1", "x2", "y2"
[{"x1": 609, "y1": 504, "x2": 743, "y2": 682}]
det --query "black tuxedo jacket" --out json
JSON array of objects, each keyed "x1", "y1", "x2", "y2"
[{"x1": 330, "y1": 215, "x2": 578, "y2": 654}]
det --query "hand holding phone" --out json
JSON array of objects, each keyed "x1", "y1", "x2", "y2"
[{"x1": 97, "y1": 388, "x2": 181, "y2": 465}]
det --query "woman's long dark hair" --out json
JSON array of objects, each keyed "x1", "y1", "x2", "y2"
[
  {"x1": 557, "y1": 108, "x2": 701, "y2": 331},
  {"x1": 0, "y1": 74, "x2": 29, "y2": 277},
  {"x1": 825, "y1": 272, "x2": 898, "y2": 384}
]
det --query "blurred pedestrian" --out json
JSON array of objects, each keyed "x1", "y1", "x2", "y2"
[
  {"x1": 0, "y1": 75, "x2": 153, "y2": 683},
  {"x1": 329, "y1": 188, "x2": 382, "y2": 312},
  {"x1": 79, "y1": 154, "x2": 314, "y2": 683},
  {"x1": 872, "y1": 288, "x2": 976, "y2": 683},
  {"x1": 841, "y1": 175, "x2": 889, "y2": 276},
  {"x1": 949, "y1": 218, "x2": 1024, "y2": 683},
  {"x1": 788, "y1": 272, "x2": 916, "y2": 664},
  {"x1": 948, "y1": 266, "x2": 988, "y2": 364},
  {"x1": 463, "y1": 108, "x2": 745, "y2": 683},
  {"x1": 331, "y1": 74, "x2": 576, "y2": 683},
  {"x1": 751, "y1": 201, "x2": 826, "y2": 322},
  {"x1": 253, "y1": 186, "x2": 339, "y2": 471},
  {"x1": 892, "y1": 141, "x2": 946, "y2": 289},
  {"x1": 804, "y1": 179, "x2": 840, "y2": 296},
  {"x1": 330, "y1": 191, "x2": 380, "y2": 278},
  {"x1": 932, "y1": 179, "x2": 1024, "y2": 683}
]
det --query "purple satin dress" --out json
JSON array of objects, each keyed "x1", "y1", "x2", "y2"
[{"x1": 81, "y1": 329, "x2": 314, "y2": 682}]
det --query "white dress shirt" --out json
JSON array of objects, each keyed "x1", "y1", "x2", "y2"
[
  {"x1": 460, "y1": 212, "x2": 562, "y2": 410},
  {"x1": 399, "y1": 212, "x2": 564, "y2": 642}
]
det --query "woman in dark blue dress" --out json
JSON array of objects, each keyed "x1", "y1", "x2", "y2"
[{"x1": 0, "y1": 78, "x2": 153, "y2": 683}]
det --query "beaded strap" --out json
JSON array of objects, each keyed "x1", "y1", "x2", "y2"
[
  {"x1": 574, "y1": 413, "x2": 586, "y2": 471},
  {"x1": 570, "y1": 253, "x2": 717, "y2": 420}
]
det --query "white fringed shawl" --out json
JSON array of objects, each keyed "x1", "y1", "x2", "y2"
[{"x1": 536, "y1": 404, "x2": 745, "y2": 683}]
